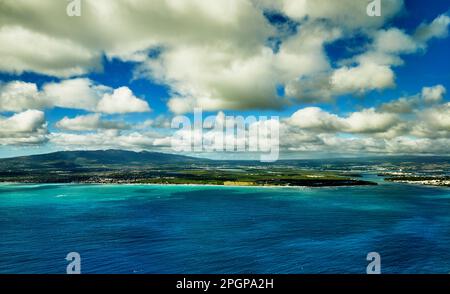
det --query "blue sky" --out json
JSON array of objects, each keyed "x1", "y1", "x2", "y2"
[{"x1": 0, "y1": 0, "x2": 449, "y2": 158}]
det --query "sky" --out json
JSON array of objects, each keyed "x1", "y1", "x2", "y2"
[{"x1": 0, "y1": 0, "x2": 449, "y2": 159}]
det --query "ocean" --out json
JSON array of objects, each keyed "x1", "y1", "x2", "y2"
[{"x1": 0, "y1": 178, "x2": 449, "y2": 273}]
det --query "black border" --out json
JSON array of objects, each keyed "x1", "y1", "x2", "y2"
[{"x1": 1, "y1": 275, "x2": 449, "y2": 291}]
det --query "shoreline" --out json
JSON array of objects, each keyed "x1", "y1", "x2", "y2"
[
  {"x1": 0, "y1": 181, "x2": 376, "y2": 189},
  {"x1": 2, "y1": 180, "x2": 449, "y2": 189}
]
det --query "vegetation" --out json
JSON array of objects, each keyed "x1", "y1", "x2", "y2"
[{"x1": 0, "y1": 150, "x2": 377, "y2": 187}]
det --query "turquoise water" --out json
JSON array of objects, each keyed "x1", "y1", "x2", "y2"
[{"x1": 0, "y1": 180, "x2": 449, "y2": 273}]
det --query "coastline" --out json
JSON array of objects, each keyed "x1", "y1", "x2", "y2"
[
  {"x1": 0, "y1": 181, "x2": 376, "y2": 189},
  {"x1": 4, "y1": 181, "x2": 449, "y2": 190},
  {"x1": 3, "y1": 180, "x2": 449, "y2": 189}
]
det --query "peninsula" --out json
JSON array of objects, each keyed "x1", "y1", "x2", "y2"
[{"x1": 0, "y1": 150, "x2": 377, "y2": 187}]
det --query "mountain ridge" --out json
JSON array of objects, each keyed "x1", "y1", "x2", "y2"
[{"x1": 0, "y1": 149, "x2": 206, "y2": 170}]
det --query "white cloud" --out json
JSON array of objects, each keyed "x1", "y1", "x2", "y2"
[
  {"x1": 285, "y1": 74, "x2": 334, "y2": 103},
  {"x1": 282, "y1": 99, "x2": 450, "y2": 155},
  {"x1": 0, "y1": 0, "x2": 272, "y2": 78},
  {"x1": 414, "y1": 14, "x2": 450, "y2": 43},
  {"x1": 331, "y1": 63, "x2": 395, "y2": 94},
  {"x1": 380, "y1": 84, "x2": 446, "y2": 114},
  {"x1": 374, "y1": 28, "x2": 418, "y2": 54},
  {"x1": 277, "y1": 0, "x2": 404, "y2": 30},
  {"x1": 0, "y1": 110, "x2": 45, "y2": 133},
  {"x1": 356, "y1": 15, "x2": 450, "y2": 66},
  {"x1": 328, "y1": 28, "x2": 420, "y2": 95},
  {"x1": 0, "y1": 26, "x2": 100, "y2": 77},
  {"x1": 0, "y1": 110, "x2": 48, "y2": 145},
  {"x1": 0, "y1": 0, "x2": 446, "y2": 113},
  {"x1": 421, "y1": 84, "x2": 446, "y2": 104},
  {"x1": 141, "y1": 44, "x2": 287, "y2": 113},
  {"x1": 329, "y1": 15, "x2": 450, "y2": 95},
  {"x1": 380, "y1": 96, "x2": 419, "y2": 113},
  {"x1": 137, "y1": 115, "x2": 172, "y2": 129},
  {"x1": 288, "y1": 107, "x2": 399, "y2": 134},
  {"x1": 345, "y1": 108, "x2": 399, "y2": 133},
  {"x1": 288, "y1": 107, "x2": 345, "y2": 132},
  {"x1": 0, "y1": 81, "x2": 48, "y2": 112},
  {"x1": 0, "y1": 78, "x2": 105, "y2": 112},
  {"x1": 0, "y1": 79, "x2": 150, "y2": 114},
  {"x1": 97, "y1": 87, "x2": 151, "y2": 114},
  {"x1": 417, "y1": 103, "x2": 450, "y2": 133},
  {"x1": 385, "y1": 137, "x2": 450, "y2": 154},
  {"x1": 0, "y1": 0, "x2": 406, "y2": 112},
  {"x1": 287, "y1": 18, "x2": 447, "y2": 99},
  {"x1": 0, "y1": 0, "x2": 449, "y2": 156},
  {"x1": 43, "y1": 78, "x2": 108, "y2": 111},
  {"x1": 49, "y1": 130, "x2": 162, "y2": 151},
  {"x1": 37, "y1": 102, "x2": 450, "y2": 155},
  {"x1": 282, "y1": 131, "x2": 449, "y2": 155},
  {"x1": 56, "y1": 113, "x2": 129, "y2": 131},
  {"x1": 156, "y1": 20, "x2": 341, "y2": 113}
]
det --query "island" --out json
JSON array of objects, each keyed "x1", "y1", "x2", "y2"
[
  {"x1": 382, "y1": 175, "x2": 450, "y2": 187},
  {"x1": 0, "y1": 150, "x2": 377, "y2": 187}
]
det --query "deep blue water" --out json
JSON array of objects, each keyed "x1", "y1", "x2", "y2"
[{"x1": 0, "y1": 179, "x2": 449, "y2": 274}]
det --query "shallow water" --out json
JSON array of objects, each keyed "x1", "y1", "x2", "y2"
[{"x1": 0, "y1": 181, "x2": 449, "y2": 273}]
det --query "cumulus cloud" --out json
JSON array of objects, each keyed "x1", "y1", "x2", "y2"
[
  {"x1": 284, "y1": 88, "x2": 449, "y2": 153},
  {"x1": 0, "y1": 81, "x2": 48, "y2": 112},
  {"x1": 43, "y1": 78, "x2": 107, "y2": 111},
  {"x1": 0, "y1": 0, "x2": 406, "y2": 113},
  {"x1": 288, "y1": 107, "x2": 399, "y2": 134},
  {"x1": 282, "y1": 95, "x2": 450, "y2": 155},
  {"x1": 421, "y1": 103, "x2": 450, "y2": 130},
  {"x1": 385, "y1": 137, "x2": 450, "y2": 154},
  {"x1": 331, "y1": 63, "x2": 395, "y2": 94},
  {"x1": 146, "y1": 46, "x2": 284, "y2": 114},
  {"x1": 380, "y1": 96, "x2": 419, "y2": 114},
  {"x1": 374, "y1": 28, "x2": 419, "y2": 54},
  {"x1": 345, "y1": 108, "x2": 399, "y2": 133},
  {"x1": 327, "y1": 15, "x2": 450, "y2": 95},
  {"x1": 0, "y1": 0, "x2": 449, "y2": 156},
  {"x1": 380, "y1": 84, "x2": 447, "y2": 114},
  {"x1": 411, "y1": 102, "x2": 450, "y2": 139},
  {"x1": 286, "y1": 14, "x2": 449, "y2": 100},
  {"x1": 49, "y1": 130, "x2": 163, "y2": 151},
  {"x1": 0, "y1": 0, "x2": 271, "y2": 77},
  {"x1": 282, "y1": 129, "x2": 449, "y2": 156},
  {"x1": 414, "y1": 14, "x2": 450, "y2": 43},
  {"x1": 140, "y1": 20, "x2": 340, "y2": 113},
  {"x1": 288, "y1": 107, "x2": 345, "y2": 132},
  {"x1": 0, "y1": 79, "x2": 150, "y2": 114},
  {"x1": 140, "y1": 0, "x2": 403, "y2": 112},
  {"x1": 56, "y1": 113, "x2": 129, "y2": 131},
  {"x1": 0, "y1": 79, "x2": 106, "y2": 112},
  {"x1": 0, "y1": 110, "x2": 48, "y2": 145},
  {"x1": 97, "y1": 87, "x2": 151, "y2": 114},
  {"x1": 328, "y1": 29, "x2": 415, "y2": 95},
  {"x1": 285, "y1": 74, "x2": 334, "y2": 103},
  {"x1": 0, "y1": 26, "x2": 100, "y2": 77},
  {"x1": 421, "y1": 84, "x2": 446, "y2": 104},
  {"x1": 14, "y1": 101, "x2": 445, "y2": 155},
  {"x1": 270, "y1": 0, "x2": 404, "y2": 30},
  {"x1": 281, "y1": 131, "x2": 450, "y2": 155},
  {"x1": 358, "y1": 15, "x2": 450, "y2": 65},
  {"x1": 0, "y1": 0, "x2": 447, "y2": 113},
  {"x1": 136, "y1": 115, "x2": 172, "y2": 129}
]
